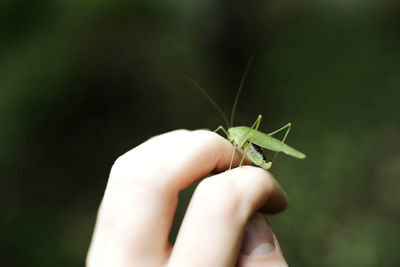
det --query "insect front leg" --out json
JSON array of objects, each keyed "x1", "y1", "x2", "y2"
[
  {"x1": 214, "y1": 125, "x2": 229, "y2": 137},
  {"x1": 228, "y1": 145, "x2": 237, "y2": 170},
  {"x1": 239, "y1": 115, "x2": 262, "y2": 167},
  {"x1": 213, "y1": 126, "x2": 236, "y2": 170}
]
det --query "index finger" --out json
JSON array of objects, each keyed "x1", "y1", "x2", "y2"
[{"x1": 109, "y1": 129, "x2": 251, "y2": 192}]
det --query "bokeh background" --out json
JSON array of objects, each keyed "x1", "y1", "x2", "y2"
[{"x1": 1, "y1": 0, "x2": 399, "y2": 266}]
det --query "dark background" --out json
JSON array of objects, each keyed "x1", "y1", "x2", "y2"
[{"x1": 1, "y1": 0, "x2": 399, "y2": 266}]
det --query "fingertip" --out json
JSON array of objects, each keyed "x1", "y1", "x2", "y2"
[{"x1": 260, "y1": 187, "x2": 288, "y2": 214}]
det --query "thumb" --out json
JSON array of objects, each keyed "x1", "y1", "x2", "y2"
[{"x1": 237, "y1": 213, "x2": 288, "y2": 267}]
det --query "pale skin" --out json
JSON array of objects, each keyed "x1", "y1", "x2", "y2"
[{"x1": 87, "y1": 129, "x2": 289, "y2": 267}]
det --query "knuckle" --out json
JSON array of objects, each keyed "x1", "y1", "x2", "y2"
[
  {"x1": 108, "y1": 150, "x2": 150, "y2": 190},
  {"x1": 109, "y1": 152, "x2": 134, "y2": 180}
]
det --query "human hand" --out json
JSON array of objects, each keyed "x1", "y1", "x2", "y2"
[{"x1": 87, "y1": 130, "x2": 289, "y2": 267}]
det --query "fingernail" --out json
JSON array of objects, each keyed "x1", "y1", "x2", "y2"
[{"x1": 241, "y1": 213, "x2": 276, "y2": 258}]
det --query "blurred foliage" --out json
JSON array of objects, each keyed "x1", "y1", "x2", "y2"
[{"x1": 1, "y1": 0, "x2": 399, "y2": 266}]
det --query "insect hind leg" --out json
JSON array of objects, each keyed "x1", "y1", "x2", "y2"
[
  {"x1": 270, "y1": 123, "x2": 292, "y2": 163},
  {"x1": 268, "y1": 122, "x2": 291, "y2": 137}
]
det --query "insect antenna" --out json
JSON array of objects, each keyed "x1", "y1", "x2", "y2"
[
  {"x1": 183, "y1": 75, "x2": 230, "y2": 128},
  {"x1": 230, "y1": 56, "x2": 253, "y2": 127}
]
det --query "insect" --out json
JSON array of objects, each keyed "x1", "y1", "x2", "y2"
[{"x1": 186, "y1": 59, "x2": 306, "y2": 170}]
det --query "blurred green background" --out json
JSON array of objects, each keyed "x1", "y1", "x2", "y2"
[{"x1": 1, "y1": 0, "x2": 399, "y2": 266}]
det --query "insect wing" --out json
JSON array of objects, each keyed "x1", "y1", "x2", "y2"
[{"x1": 236, "y1": 126, "x2": 306, "y2": 159}]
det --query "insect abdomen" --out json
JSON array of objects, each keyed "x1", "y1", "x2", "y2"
[
  {"x1": 245, "y1": 142, "x2": 272, "y2": 169},
  {"x1": 249, "y1": 144, "x2": 267, "y2": 161}
]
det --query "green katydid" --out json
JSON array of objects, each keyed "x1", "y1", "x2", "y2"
[{"x1": 186, "y1": 59, "x2": 306, "y2": 170}]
